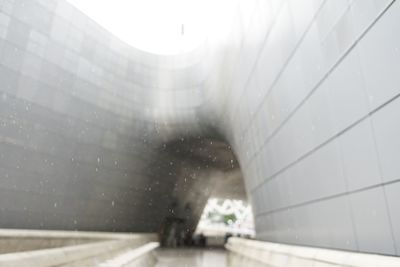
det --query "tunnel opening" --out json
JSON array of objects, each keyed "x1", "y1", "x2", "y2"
[
  {"x1": 194, "y1": 197, "x2": 254, "y2": 247},
  {"x1": 145, "y1": 134, "x2": 249, "y2": 247}
]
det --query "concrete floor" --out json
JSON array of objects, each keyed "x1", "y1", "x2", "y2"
[{"x1": 154, "y1": 248, "x2": 227, "y2": 267}]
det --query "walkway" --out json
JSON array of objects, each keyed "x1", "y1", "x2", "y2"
[{"x1": 154, "y1": 248, "x2": 227, "y2": 267}]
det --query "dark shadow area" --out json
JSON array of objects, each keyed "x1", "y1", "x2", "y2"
[{"x1": 141, "y1": 135, "x2": 246, "y2": 247}]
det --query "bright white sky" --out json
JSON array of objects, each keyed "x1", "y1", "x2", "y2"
[{"x1": 67, "y1": 0, "x2": 237, "y2": 55}]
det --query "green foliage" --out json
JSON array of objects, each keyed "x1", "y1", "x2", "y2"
[{"x1": 223, "y1": 213, "x2": 237, "y2": 225}]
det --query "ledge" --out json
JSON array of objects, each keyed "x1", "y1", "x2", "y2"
[
  {"x1": 0, "y1": 229, "x2": 158, "y2": 267},
  {"x1": 226, "y1": 237, "x2": 400, "y2": 267}
]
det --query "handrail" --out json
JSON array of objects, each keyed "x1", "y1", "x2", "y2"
[{"x1": 100, "y1": 242, "x2": 159, "y2": 267}]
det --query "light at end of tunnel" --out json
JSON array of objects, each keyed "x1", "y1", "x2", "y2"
[{"x1": 195, "y1": 198, "x2": 255, "y2": 237}]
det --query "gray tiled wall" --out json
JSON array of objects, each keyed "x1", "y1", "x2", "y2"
[
  {"x1": 222, "y1": 0, "x2": 400, "y2": 256},
  {"x1": 0, "y1": 0, "x2": 209, "y2": 232}
]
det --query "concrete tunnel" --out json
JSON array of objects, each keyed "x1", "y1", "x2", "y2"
[{"x1": 0, "y1": 0, "x2": 400, "y2": 266}]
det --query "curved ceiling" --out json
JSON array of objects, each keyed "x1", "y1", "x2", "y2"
[{"x1": 66, "y1": 0, "x2": 238, "y2": 55}]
